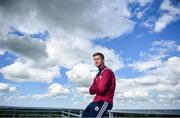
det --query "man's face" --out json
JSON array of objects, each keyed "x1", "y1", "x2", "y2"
[{"x1": 93, "y1": 55, "x2": 104, "y2": 67}]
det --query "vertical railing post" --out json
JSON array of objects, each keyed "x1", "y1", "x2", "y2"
[
  {"x1": 62, "y1": 109, "x2": 64, "y2": 117},
  {"x1": 13, "y1": 108, "x2": 16, "y2": 118},
  {"x1": 48, "y1": 108, "x2": 51, "y2": 118},
  {"x1": 68, "y1": 109, "x2": 70, "y2": 117},
  {"x1": 109, "y1": 111, "x2": 114, "y2": 118},
  {"x1": 79, "y1": 110, "x2": 83, "y2": 118}
]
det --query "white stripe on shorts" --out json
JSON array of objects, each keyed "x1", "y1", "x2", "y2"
[{"x1": 96, "y1": 102, "x2": 108, "y2": 118}]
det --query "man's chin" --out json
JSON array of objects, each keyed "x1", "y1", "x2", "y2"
[
  {"x1": 95, "y1": 65, "x2": 100, "y2": 67},
  {"x1": 96, "y1": 65, "x2": 102, "y2": 68}
]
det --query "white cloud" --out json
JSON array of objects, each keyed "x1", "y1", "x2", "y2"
[
  {"x1": 93, "y1": 45, "x2": 124, "y2": 71},
  {"x1": 118, "y1": 89, "x2": 149, "y2": 98},
  {"x1": 115, "y1": 40, "x2": 180, "y2": 108},
  {"x1": 0, "y1": 82, "x2": 16, "y2": 92},
  {"x1": 115, "y1": 55, "x2": 180, "y2": 108},
  {"x1": 134, "y1": 75, "x2": 160, "y2": 85},
  {"x1": 0, "y1": 61, "x2": 60, "y2": 83},
  {"x1": 0, "y1": 0, "x2": 126, "y2": 84},
  {"x1": 75, "y1": 87, "x2": 89, "y2": 94},
  {"x1": 154, "y1": 0, "x2": 180, "y2": 32},
  {"x1": 128, "y1": 0, "x2": 153, "y2": 7},
  {"x1": 160, "y1": 0, "x2": 180, "y2": 14},
  {"x1": 116, "y1": 65, "x2": 179, "y2": 102},
  {"x1": 66, "y1": 63, "x2": 97, "y2": 88},
  {"x1": 137, "y1": 0, "x2": 153, "y2": 7},
  {"x1": 177, "y1": 45, "x2": 180, "y2": 52},
  {"x1": 129, "y1": 0, "x2": 154, "y2": 19},
  {"x1": 141, "y1": 15, "x2": 157, "y2": 29},
  {"x1": 149, "y1": 56, "x2": 180, "y2": 84},
  {"x1": 141, "y1": 0, "x2": 180, "y2": 32},
  {"x1": 0, "y1": 34, "x2": 48, "y2": 60},
  {"x1": 154, "y1": 14, "x2": 175, "y2": 32},
  {"x1": 0, "y1": 0, "x2": 134, "y2": 39},
  {"x1": 0, "y1": 49, "x2": 5, "y2": 55},
  {"x1": 41, "y1": 32, "x2": 124, "y2": 71},
  {"x1": 0, "y1": 83, "x2": 70, "y2": 105},
  {"x1": 129, "y1": 40, "x2": 179, "y2": 72},
  {"x1": 129, "y1": 60, "x2": 162, "y2": 72},
  {"x1": 66, "y1": 63, "x2": 97, "y2": 99},
  {"x1": 32, "y1": 83, "x2": 70, "y2": 100},
  {"x1": 0, "y1": 32, "x2": 123, "y2": 83}
]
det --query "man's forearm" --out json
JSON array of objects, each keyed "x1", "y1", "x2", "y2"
[{"x1": 89, "y1": 84, "x2": 96, "y2": 95}]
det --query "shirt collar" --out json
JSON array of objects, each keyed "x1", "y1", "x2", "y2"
[{"x1": 98, "y1": 65, "x2": 106, "y2": 71}]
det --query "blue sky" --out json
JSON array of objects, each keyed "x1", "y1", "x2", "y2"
[{"x1": 0, "y1": 0, "x2": 180, "y2": 109}]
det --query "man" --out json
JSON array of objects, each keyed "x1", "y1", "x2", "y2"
[{"x1": 82, "y1": 52, "x2": 116, "y2": 118}]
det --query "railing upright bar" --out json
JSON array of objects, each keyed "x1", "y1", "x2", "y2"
[
  {"x1": 61, "y1": 109, "x2": 64, "y2": 117},
  {"x1": 13, "y1": 107, "x2": 16, "y2": 118},
  {"x1": 79, "y1": 110, "x2": 83, "y2": 118},
  {"x1": 68, "y1": 109, "x2": 70, "y2": 117},
  {"x1": 109, "y1": 111, "x2": 114, "y2": 118},
  {"x1": 48, "y1": 108, "x2": 50, "y2": 118}
]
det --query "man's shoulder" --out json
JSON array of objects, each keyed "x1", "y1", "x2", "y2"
[{"x1": 102, "y1": 67, "x2": 114, "y2": 74}]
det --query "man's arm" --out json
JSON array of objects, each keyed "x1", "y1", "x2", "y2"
[
  {"x1": 95, "y1": 69, "x2": 111, "y2": 95},
  {"x1": 89, "y1": 78, "x2": 97, "y2": 95}
]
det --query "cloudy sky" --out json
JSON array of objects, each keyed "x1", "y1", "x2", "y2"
[{"x1": 0, "y1": 0, "x2": 180, "y2": 109}]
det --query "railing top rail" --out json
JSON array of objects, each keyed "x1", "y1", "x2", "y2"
[{"x1": 1, "y1": 105, "x2": 180, "y2": 116}]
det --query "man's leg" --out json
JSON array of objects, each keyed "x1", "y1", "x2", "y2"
[
  {"x1": 88, "y1": 101, "x2": 112, "y2": 118},
  {"x1": 82, "y1": 102, "x2": 94, "y2": 117},
  {"x1": 99, "y1": 102, "x2": 112, "y2": 117}
]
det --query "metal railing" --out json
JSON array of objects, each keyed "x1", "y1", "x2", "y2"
[
  {"x1": 0, "y1": 106, "x2": 180, "y2": 117},
  {"x1": 60, "y1": 108, "x2": 180, "y2": 118}
]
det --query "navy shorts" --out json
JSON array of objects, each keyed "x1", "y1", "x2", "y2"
[{"x1": 82, "y1": 101, "x2": 112, "y2": 118}]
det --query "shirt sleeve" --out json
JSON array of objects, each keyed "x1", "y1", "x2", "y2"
[
  {"x1": 95, "y1": 69, "x2": 112, "y2": 95},
  {"x1": 89, "y1": 78, "x2": 97, "y2": 95}
]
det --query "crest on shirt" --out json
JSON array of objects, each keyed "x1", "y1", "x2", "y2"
[{"x1": 95, "y1": 106, "x2": 99, "y2": 111}]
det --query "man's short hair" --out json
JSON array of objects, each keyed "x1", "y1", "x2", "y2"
[{"x1": 93, "y1": 52, "x2": 104, "y2": 60}]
